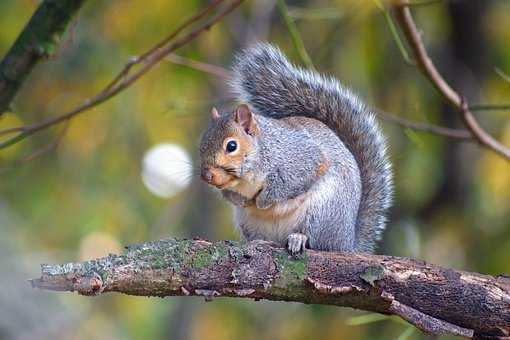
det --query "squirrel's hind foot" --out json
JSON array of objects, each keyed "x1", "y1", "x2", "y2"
[{"x1": 286, "y1": 233, "x2": 308, "y2": 255}]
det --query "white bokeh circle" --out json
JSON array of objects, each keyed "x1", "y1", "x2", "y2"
[{"x1": 141, "y1": 143, "x2": 193, "y2": 198}]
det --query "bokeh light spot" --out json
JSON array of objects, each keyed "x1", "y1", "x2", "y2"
[{"x1": 141, "y1": 143, "x2": 193, "y2": 198}]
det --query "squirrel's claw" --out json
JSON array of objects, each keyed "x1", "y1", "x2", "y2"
[{"x1": 286, "y1": 233, "x2": 308, "y2": 255}]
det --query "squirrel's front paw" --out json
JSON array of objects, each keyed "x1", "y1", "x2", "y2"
[{"x1": 286, "y1": 233, "x2": 308, "y2": 255}]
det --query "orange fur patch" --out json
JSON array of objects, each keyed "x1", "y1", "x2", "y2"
[
  {"x1": 209, "y1": 129, "x2": 256, "y2": 189},
  {"x1": 316, "y1": 158, "x2": 330, "y2": 177},
  {"x1": 215, "y1": 132, "x2": 250, "y2": 169}
]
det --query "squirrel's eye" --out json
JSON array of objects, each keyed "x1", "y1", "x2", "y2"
[{"x1": 226, "y1": 140, "x2": 237, "y2": 153}]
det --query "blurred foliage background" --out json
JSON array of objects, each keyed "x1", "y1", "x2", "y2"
[{"x1": 1, "y1": 0, "x2": 509, "y2": 339}]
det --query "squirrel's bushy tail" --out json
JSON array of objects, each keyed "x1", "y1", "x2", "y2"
[{"x1": 231, "y1": 43, "x2": 392, "y2": 253}]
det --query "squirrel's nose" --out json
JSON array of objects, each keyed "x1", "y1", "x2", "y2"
[{"x1": 201, "y1": 167, "x2": 213, "y2": 183}]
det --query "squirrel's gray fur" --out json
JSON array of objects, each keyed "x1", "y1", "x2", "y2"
[{"x1": 227, "y1": 43, "x2": 393, "y2": 253}]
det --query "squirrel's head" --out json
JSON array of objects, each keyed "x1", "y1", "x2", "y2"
[{"x1": 199, "y1": 104, "x2": 260, "y2": 190}]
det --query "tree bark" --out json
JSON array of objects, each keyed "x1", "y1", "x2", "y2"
[
  {"x1": 31, "y1": 238, "x2": 510, "y2": 339},
  {"x1": 0, "y1": 0, "x2": 88, "y2": 114}
]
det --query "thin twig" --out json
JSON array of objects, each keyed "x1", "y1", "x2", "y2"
[
  {"x1": 23, "y1": 120, "x2": 69, "y2": 162},
  {"x1": 0, "y1": 125, "x2": 27, "y2": 137},
  {"x1": 276, "y1": 0, "x2": 315, "y2": 70},
  {"x1": 460, "y1": 98, "x2": 510, "y2": 159},
  {"x1": 103, "y1": 0, "x2": 225, "y2": 93},
  {"x1": 0, "y1": 0, "x2": 245, "y2": 150},
  {"x1": 393, "y1": 2, "x2": 510, "y2": 161},
  {"x1": 469, "y1": 103, "x2": 510, "y2": 112},
  {"x1": 393, "y1": 4, "x2": 460, "y2": 107},
  {"x1": 0, "y1": 120, "x2": 69, "y2": 174},
  {"x1": 166, "y1": 54, "x2": 232, "y2": 79},
  {"x1": 377, "y1": 110, "x2": 472, "y2": 140}
]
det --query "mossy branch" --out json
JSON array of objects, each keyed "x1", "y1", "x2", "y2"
[
  {"x1": 31, "y1": 238, "x2": 510, "y2": 339},
  {"x1": 0, "y1": 0, "x2": 88, "y2": 114}
]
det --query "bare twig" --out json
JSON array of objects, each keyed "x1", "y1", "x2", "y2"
[
  {"x1": 459, "y1": 98, "x2": 510, "y2": 157},
  {"x1": 469, "y1": 103, "x2": 510, "y2": 112},
  {"x1": 102, "y1": 0, "x2": 225, "y2": 94},
  {"x1": 0, "y1": 121, "x2": 69, "y2": 174},
  {"x1": 0, "y1": 0, "x2": 245, "y2": 150},
  {"x1": 166, "y1": 54, "x2": 232, "y2": 79},
  {"x1": 377, "y1": 110, "x2": 472, "y2": 140},
  {"x1": 393, "y1": 4, "x2": 459, "y2": 107},
  {"x1": 0, "y1": 125, "x2": 25, "y2": 137},
  {"x1": 31, "y1": 238, "x2": 510, "y2": 338},
  {"x1": 393, "y1": 2, "x2": 510, "y2": 161}
]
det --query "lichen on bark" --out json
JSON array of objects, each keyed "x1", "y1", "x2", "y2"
[{"x1": 31, "y1": 238, "x2": 510, "y2": 339}]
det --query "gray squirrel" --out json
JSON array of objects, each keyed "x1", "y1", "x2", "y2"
[{"x1": 199, "y1": 43, "x2": 392, "y2": 254}]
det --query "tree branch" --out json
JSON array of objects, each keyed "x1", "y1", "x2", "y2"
[
  {"x1": 0, "y1": 0, "x2": 88, "y2": 114},
  {"x1": 31, "y1": 238, "x2": 510, "y2": 339},
  {"x1": 392, "y1": 2, "x2": 510, "y2": 161}
]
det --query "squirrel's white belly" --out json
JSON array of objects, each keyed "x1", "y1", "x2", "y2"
[
  {"x1": 234, "y1": 174, "x2": 338, "y2": 245},
  {"x1": 234, "y1": 199, "x2": 306, "y2": 244}
]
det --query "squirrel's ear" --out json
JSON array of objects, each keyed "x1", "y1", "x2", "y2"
[
  {"x1": 210, "y1": 107, "x2": 220, "y2": 121},
  {"x1": 235, "y1": 104, "x2": 258, "y2": 136}
]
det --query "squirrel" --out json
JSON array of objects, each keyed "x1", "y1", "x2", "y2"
[{"x1": 199, "y1": 43, "x2": 392, "y2": 254}]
